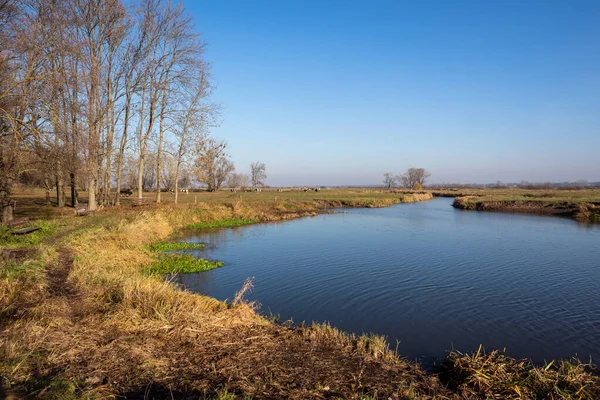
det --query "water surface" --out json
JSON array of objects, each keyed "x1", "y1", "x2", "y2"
[{"x1": 176, "y1": 198, "x2": 600, "y2": 364}]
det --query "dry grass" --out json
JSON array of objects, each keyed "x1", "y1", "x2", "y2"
[{"x1": 439, "y1": 346, "x2": 600, "y2": 399}]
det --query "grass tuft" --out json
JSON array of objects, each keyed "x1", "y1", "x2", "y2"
[{"x1": 438, "y1": 346, "x2": 600, "y2": 399}]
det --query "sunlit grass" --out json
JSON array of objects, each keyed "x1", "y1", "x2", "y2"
[{"x1": 0, "y1": 221, "x2": 61, "y2": 248}]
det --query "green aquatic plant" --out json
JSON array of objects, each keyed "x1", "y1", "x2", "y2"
[
  {"x1": 146, "y1": 241, "x2": 205, "y2": 252},
  {"x1": 183, "y1": 218, "x2": 257, "y2": 229},
  {"x1": 143, "y1": 253, "x2": 224, "y2": 276}
]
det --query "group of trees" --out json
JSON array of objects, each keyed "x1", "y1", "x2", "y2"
[
  {"x1": 224, "y1": 161, "x2": 267, "y2": 191},
  {"x1": 383, "y1": 168, "x2": 431, "y2": 190},
  {"x1": 0, "y1": 0, "x2": 226, "y2": 222}
]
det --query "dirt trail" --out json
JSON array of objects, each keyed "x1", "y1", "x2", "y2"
[{"x1": 47, "y1": 248, "x2": 77, "y2": 298}]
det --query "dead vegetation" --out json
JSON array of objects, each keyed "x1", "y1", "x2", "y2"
[
  {"x1": 1, "y1": 193, "x2": 599, "y2": 399},
  {"x1": 438, "y1": 346, "x2": 600, "y2": 399}
]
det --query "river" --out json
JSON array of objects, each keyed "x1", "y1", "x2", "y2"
[{"x1": 174, "y1": 198, "x2": 600, "y2": 364}]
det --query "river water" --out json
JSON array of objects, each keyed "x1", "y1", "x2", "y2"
[{"x1": 175, "y1": 198, "x2": 600, "y2": 364}]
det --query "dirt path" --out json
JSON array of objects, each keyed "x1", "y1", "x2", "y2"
[{"x1": 47, "y1": 248, "x2": 77, "y2": 298}]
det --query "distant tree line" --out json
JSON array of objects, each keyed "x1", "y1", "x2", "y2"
[
  {"x1": 383, "y1": 168, "x2": 431, "y2": 190},
  {"x1": 0, "y1": 0, "x2": 265, "y2": 222}
]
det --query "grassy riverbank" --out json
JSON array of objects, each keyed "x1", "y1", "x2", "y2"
[
  {"x1": 434, "y1": 188, "x2": 600, "y2": 222},
  {"x1": 1, "y1": 189, "x2": 599, "y2": 399}
]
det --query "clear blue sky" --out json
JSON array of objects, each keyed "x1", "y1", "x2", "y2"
[{"x1": 183, "y1": 0, "x2": 600, "y2": 186}]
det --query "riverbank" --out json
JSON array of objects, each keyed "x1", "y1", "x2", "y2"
[
  {"x1": 1, "y1": 190, "x2": 599, "y2": 399},
  {"x1": 433, "y1": 188, "x2": 600, "y2": 223}
]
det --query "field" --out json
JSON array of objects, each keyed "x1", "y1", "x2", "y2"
[
  {"x1": 1, "y1": 187, "x2": 599, "y2": 399},
  {"x1": 432, "y1": 188, "x2": 600, "y2": 222}
]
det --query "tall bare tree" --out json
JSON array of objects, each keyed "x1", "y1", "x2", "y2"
[
  {"x1": 172, "y1": 68, "x2": 213, "y2": 203},
  {"x1": 400, "y1": 168, "x2": 431, "y2": 189},
  {"x1": 383, "y1": 172, "x2": 397, "y2": 189},
  {"x1": 250, "y1": 161, "x2": 267, "y2": 188},
  {"x1": 0, "y1": 0, "x2": 215, "y2": 216},
  {"x1": 194, "y1": 138, "x2": 232, "y2": 192}
]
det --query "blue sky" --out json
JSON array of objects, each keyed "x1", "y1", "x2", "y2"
[{"x1": 183, "y1": 0, "x2": 600, "y2": 186}]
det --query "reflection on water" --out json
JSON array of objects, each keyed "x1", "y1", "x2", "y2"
[{"x1": 174, "y1": 198, "x2": 600, "y2": 364}]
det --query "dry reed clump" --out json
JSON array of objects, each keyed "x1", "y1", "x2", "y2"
[
  {"x1": 300, "y1": 323, "x2": 398, "y2": 363},
  {"x1": 439, "y1": 347, "x2": 600, "y2": 399},
  {"x1": 402, "y1": 192, "x2": 434, "y2": 203},
  {"x1": 576, "y1": 203, "x2": 600, "y2": 222}
]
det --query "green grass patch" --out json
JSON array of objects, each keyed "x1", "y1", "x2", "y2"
[
  {"x1": 146, "y1": 241, "x2": 205, "y2": 252},
  {"x1": 0, "y1": 258, "x2": 46, "y2": 280},
  {"x1": 0, "y1": 221, "x2": 61, "y2": 248},
  {"x1": 183, "y1": 218, "x2": 257, "y2": 229},
  {"x1": 143, "y1": 253, "x2": 224, "y2": 276}
]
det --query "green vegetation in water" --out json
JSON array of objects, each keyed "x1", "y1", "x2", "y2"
[
  {"x1": 0, "y1": 221, "x2": 60, "y2": 248},
  {"x1": 183, "y1": 218, "x2": 257, "y2": 229},
  {"x1": 146, "y1": 241, "x2": 205, "y2": 252},
  {"x1": 144, "y1": 253, "x2": 224, "y2": 276}
]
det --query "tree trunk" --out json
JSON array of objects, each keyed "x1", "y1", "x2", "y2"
[
  {"x1": 88, "y1": 68, "x2": 98, "y2": 211},
  {"x1": 0, "y1": 149, "x2": 14, "y2": 224},
  {"x1": 174, "y1": 161, "x2": 180, "y2": 204},
  {"x1": 156, "y1": 81, "x2": 168, "y2": 203},
  {"x1": 115, "y1": 91, "x2": 131, "y2": 206},
  {"x1": 70, "y1": 172, "x2": 77, "y2": 207}
]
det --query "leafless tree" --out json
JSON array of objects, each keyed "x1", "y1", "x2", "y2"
[
  {"x1": 227, "y1": 173, "x2": 250, "y2": 189},
  {"x1": 194, "y1": 138, "x2": 232, "y2": 191},
  {"x1": 171, "y1": 67, "x2": 214, "y2": 203},
  {"x1": 0, "y1": 0, "x2": 46, "y2": 221},
  {"x1": 383, "y1": 172, "x2": 397, "y2": 189},
  {"x1": 250, "y1": 161, "x2": 267, "y2": 188},
  {"x1": 399, "y1": 168, "x2": 431, "y2": 189},
  {"x1": 0, "y1": 0, "x2": 215, "y2": 216}
]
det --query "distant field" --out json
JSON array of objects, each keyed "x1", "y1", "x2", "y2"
[
  {"x1": 432, "y1": 187, "x2": 600, "y2": 222},
  {"x1": 9, "y1": 187, "x2": 427, "y2": 220},
  {"x1": 432, "y1": 187, "x2": 600, "y2": 204},
  {"x1": 9, "y1": 186, "x2": 600, "y2": 223}
]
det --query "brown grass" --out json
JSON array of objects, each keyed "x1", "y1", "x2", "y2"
[{"x1": 438, "y1": 346, "x2": 600, "y2": 399}]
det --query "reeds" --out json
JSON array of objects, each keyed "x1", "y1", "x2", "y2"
[{"x1": 439, "y1": 346, "x2": 600, "y2": 399}]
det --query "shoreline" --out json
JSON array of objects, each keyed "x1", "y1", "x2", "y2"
[
  {"x1": 1, "y1": 192, "x2": 599, "y2": 398},
  {"x1": 451, "y1": 197, "x2": 600, "y2": 223},
  {"x1": 430, "y1": 189, "x2": 600, "y2": 223}
]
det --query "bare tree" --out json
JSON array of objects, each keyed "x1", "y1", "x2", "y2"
[
  {"x1": 160, "y1": 153, "x2": 177, "y2": 192},
  {"x1": 227, "y1": 173, "x2": 250, "y2": 189},
  {"x1": 194, "y1": 138, "x2": 232, "y2": 191},
  {"x1": 0, "y1": 0, "x2": 46, "y2": 221},
  {"x1": 399, "y1": 168, "x2": 431, "y2": 189},
  {"x1": 171, "y1": 68, "x2": 213, "y2": 203},
  {"x1": 72, "y1": 0, "x2": 128, "y2": 210},
  {"x1": 0, "y1": 0, "x2": 215, "y2": 215},
  {"x1": 250, "y1": 161, "x2": 267, "y2": 188},
  {"x1": 383, "y1": 172, "x2": 397, "y2": 189}
]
